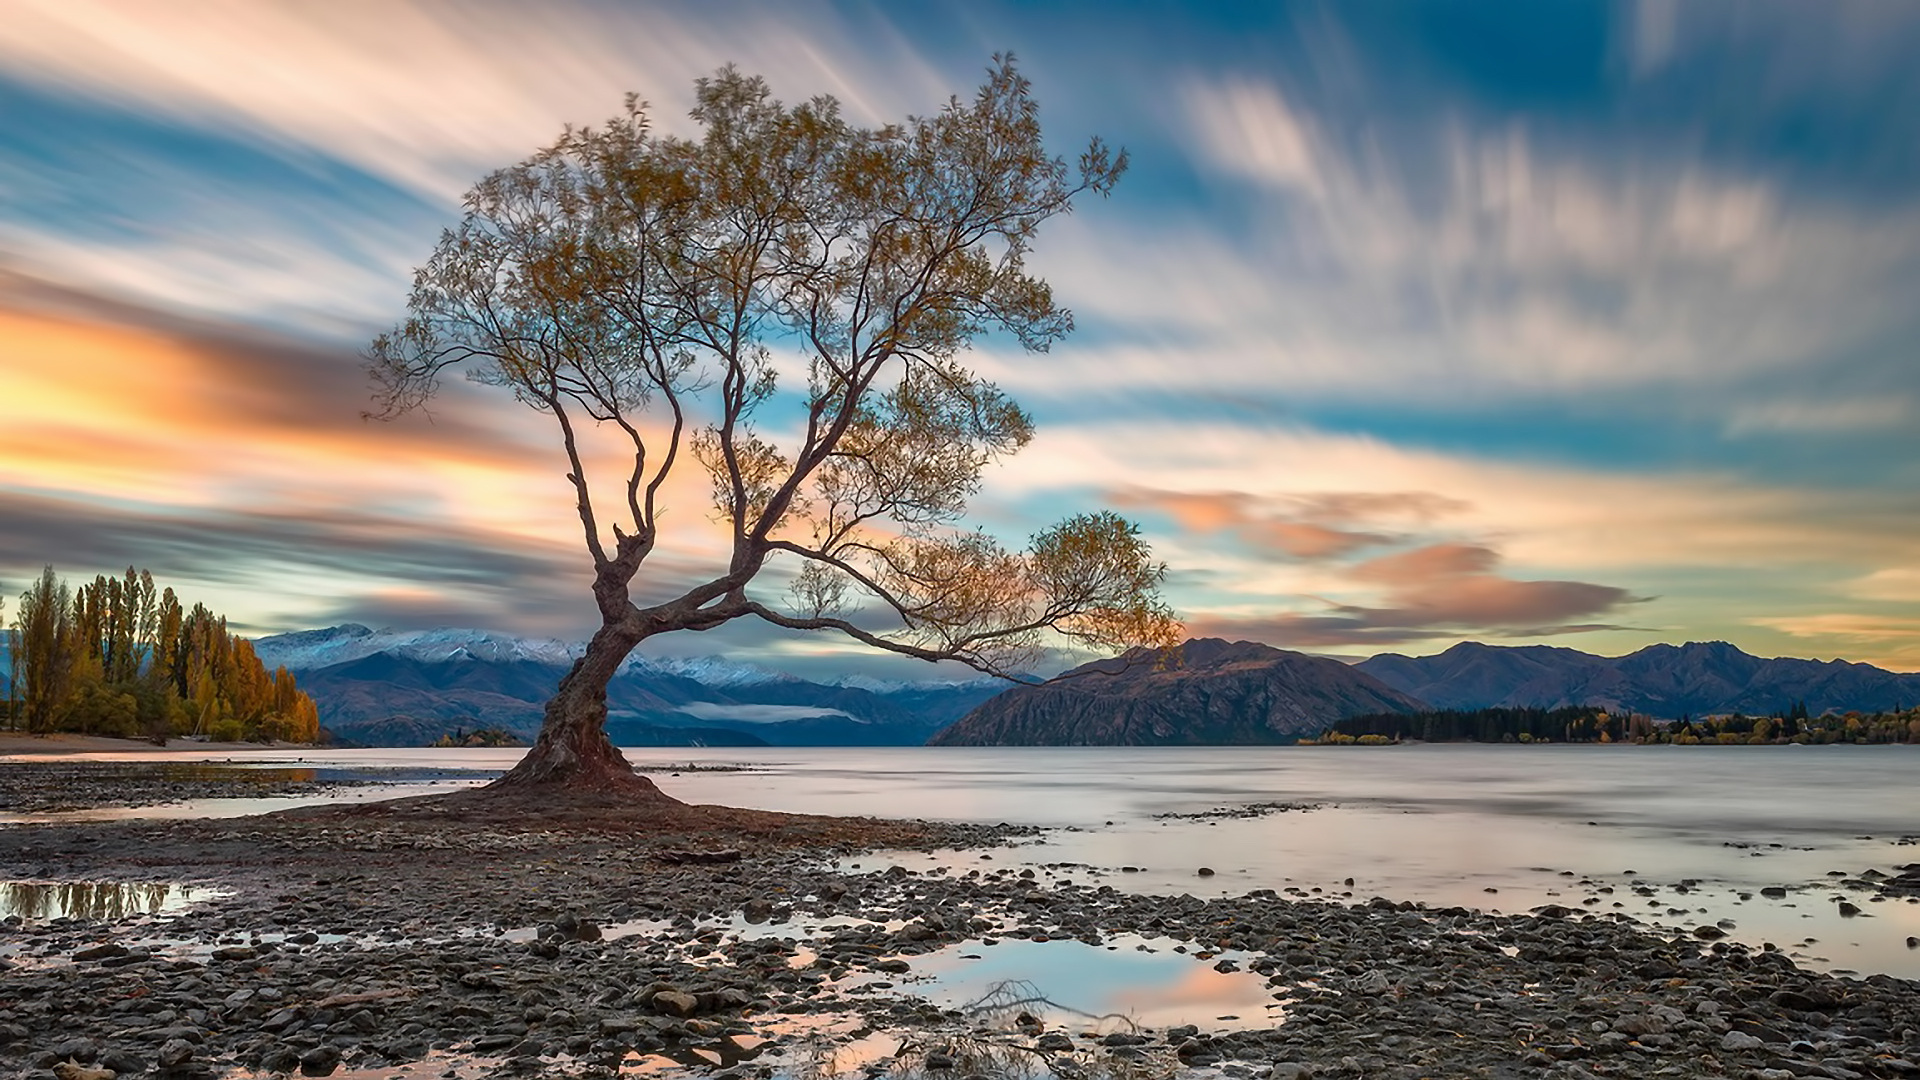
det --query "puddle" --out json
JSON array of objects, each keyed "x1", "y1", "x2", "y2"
[
  {"x1": 0, "y1": 879, "x2": 228, "y2": 921},
  {"x1": 858, "y1": 934, "x2": 1279, "y2": 1031}
]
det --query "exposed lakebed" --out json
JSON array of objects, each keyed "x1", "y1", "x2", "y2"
[{"x1": 2, "y1": 744, "x2": 1918, "y2": 1079}]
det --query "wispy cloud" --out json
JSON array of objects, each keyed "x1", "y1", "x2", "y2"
[
  {"x1": 1107, "y1": 487, "x2": 1465, "y2": 560},
  {"x1": 1749, "y1": 613, "x2": 1920, "y2": 672},
  {"x1": 1723, "y1": 397, "x2": 1911, "y2": 436},
  {"x1": 1189, "y1": 540, "x2": 1644, "y2": 648},
  {"x1": 5, "y1": 1, "x2": 1919, "y2": 677},
  {"x1": 0, "y1": 0, "x2": 955, "y2": 203}
]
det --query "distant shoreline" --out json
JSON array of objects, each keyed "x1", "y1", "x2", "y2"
[{"x1": 0, "y1": 732, "x2": 323, "y2": 757}]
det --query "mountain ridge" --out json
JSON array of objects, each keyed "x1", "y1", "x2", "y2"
[
  {"x1": 1356, "y1": 639, "x2": 1920, "y2": 718},
  {"x1": 931, "y1": 638, "x2": 1427, "y2": 746},
  {"x1": 238, "y1": 626, "x2": 1920, "y2": 747}
]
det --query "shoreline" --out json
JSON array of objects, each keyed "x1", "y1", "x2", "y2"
[
  {"x1": 0, "y1": 732, "x2": 327, "y2": 758},
  {"x1": 0, "y1": 776, "x2": 1914, "y2": 1078}
]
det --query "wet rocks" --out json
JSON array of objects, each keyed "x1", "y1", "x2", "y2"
[
  {"x1": 296, "y1": 1044, "x2": 341, "y2": 1076},
  {"x1": 649, "y1": 990, "x2": 700, "y2": 1018},
  {"x1": 71, "y1": 942, "x2": 128, "y2": 962},
  {"x1": 0, "y1": 761, "x2": 387, "y2": 814},
  {"x1": 1, "y1": 784, "x2": 1916, "y2": 1080},
  {"x1": 156, "y1": 1037, "x2": 195, "y2": 1067}
]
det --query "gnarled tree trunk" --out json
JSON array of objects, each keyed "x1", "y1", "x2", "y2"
[{"x1": 492, "y1": 621, "x2": 678, "y2": 802}]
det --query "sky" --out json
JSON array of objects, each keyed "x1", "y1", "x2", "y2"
[{"x1": 3, "y1": 0, "x2": 1919, "y2": 679}]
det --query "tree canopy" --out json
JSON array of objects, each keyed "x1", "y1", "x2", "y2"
[
  {"x1": 367, "y1": 58, "x2": 1178, "y2": 788},
  {"x1": 5, "y1": 565, "x2": 318, "y2": 743}
]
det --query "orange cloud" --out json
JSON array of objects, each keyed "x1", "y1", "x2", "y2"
[
  {"x1": 1109, "y1": 487, "x2": 1425, "y2": 560},
  {"x1": 0, "y1": 296, "x2": 739, "y2": 634},
  {"x1": 1193, "y1": 541, "x2": 1646, "y2": 647},
  {"x1": 1351, "y1": 542, "x2": 1498, "y2": 583}
]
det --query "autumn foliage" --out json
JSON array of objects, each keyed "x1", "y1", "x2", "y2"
[{"x1": 5, "y1": 566, "x2": 319, "y2": 743}]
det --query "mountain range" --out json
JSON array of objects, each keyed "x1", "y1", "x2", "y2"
[
  {"x1": 252, "y1": 625, "x2": 1003, "y2": 747},
  {"x1": 9, "y1": 624, "x2": 1915, "y2": 746},
  {"x1": 1354, "y1": 640, "x2": 1920, "y2": 719}
]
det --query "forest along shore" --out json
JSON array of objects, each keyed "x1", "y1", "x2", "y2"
[{"x1": 0, "y1": 780, "x2": 1917, "y2": 1080}]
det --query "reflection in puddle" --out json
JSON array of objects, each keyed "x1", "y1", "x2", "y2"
[
  {"x1": 869, "y1": 935, "x2": 1279, "y2": 1031},
  {"x1": 0, "y1": 880, "x2": 226, "y2": 921}
]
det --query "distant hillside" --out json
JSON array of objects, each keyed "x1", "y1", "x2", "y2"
[
  {"x1": 257, "y1": 625, "x2": 1001, "y2": 747},
  {"x1": 1356, "y1": 640, "x2": 1920, "y2": 718},
  {"x1": 931, "y1": 638, "x2": 1427, "y2": 746}
]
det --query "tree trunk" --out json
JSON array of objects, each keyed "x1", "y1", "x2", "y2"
[{"x1": 491, "y1": 621, "x2": 678, "y2": 801}]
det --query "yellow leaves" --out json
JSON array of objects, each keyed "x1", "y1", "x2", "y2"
[
  {"x1": 1027, "y1": 512, "x2": 1182, "y2": 653},
  {"x1": 691, "y1": 426, "x2": 798, "y2": 533},
  {"x1": 782, "y1": 509, "x2": 1181, "y2": 674}
]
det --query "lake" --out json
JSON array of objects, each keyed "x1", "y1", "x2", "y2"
[{"x1": 6, "y1": 742, "x2": 1918, "y2": 979}]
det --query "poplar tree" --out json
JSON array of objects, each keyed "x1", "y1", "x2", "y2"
[
  {"x1": 15, "y1": 567, "x2": 73, "y2": 735},
  {"x1": 7, "y1": 567, "x2": 319, "y2": 742},
  {"x1": 369, "y1": 58, "x2": 1178, "y2": 793}
]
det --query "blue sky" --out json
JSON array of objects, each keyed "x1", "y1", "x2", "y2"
[{"x1": 3, "y1": 0, "x2": 1918, "y2": 678}]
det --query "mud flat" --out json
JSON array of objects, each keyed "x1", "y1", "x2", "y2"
[{"x1": 0, "y1": 782, "x2": 1917, "y2": 1080}]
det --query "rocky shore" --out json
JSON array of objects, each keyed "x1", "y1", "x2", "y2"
[
  {"x1": 0, "y1": 762, "x2": 454, "y2": 816},
  {"x1": 1, "y1": 781, "x2": 1917, "y2": 1080}
]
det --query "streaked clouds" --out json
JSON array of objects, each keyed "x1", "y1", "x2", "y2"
[{"x1": 3, "y1": 0, "x2": 1919, "y2": 674}]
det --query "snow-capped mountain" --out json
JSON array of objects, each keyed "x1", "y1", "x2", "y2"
[
  {"x1": 253, "y1": 624, "x2": 582, "y2": 671},
  {"x1": 252, "y1": 625, "x2": 1007, "y2": 748}
]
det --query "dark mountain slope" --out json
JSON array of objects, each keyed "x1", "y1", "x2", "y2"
[{"x1": 931, "y1": 638, "x2": 1427, "y2": 746}]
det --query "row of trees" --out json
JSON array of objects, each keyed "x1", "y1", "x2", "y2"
[
  {"x1": 1315, "y1": 706, "x2": 1643, "y2": 745},
  {"x1": 1315, "y1": 703, "x2": 1920, "y2": 745},
  {"x1": 4, "y1": 566, "x2": 319, "y2": 744},
  {"x1": 1657, "y1": 708, "x2": 1920, "y2": 745}
]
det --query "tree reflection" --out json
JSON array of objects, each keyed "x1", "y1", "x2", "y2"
[{"x1": 1, "y1": 880, "x2": 174, "y2": 920}]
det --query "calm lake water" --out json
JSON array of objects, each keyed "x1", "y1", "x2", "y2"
[{"x1": 7, "y1": 743, "x2": 1918, "y2": 979}]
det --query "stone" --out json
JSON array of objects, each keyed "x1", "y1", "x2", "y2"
[
  {"x1": 98, "y1": 1050, "x2": 145, "y2": 1076},
  {"x1": 1612, "y1": 1013, "x2": 1668, "y2": 1037},
  {"x1": 1034, "y1": 1033, "x2": 1073, "y2": 1052},
  {"x1": 53, "y1": 1037, "x2": 100, "y2": 1063},
  {"x1": 72, "y1": 942, "x2": 129, "y2": 963},
  {"x1": 299, "y1": 1044, "x2": 342, "y2": 1077},
  {"x1": 52, "y1": 1064, "x2": 115, "y2": 1080},
  {"x1": 651, "y1": 990, "x2": 700, "y2": 1018},
  {"x1": 1269, "y1": 1065, "x2": 1315, "y2": 1080},
  {"x1": 1352, "y1": 970, "x2": 1392, "y2": 994},
  {"x1": 1771, "y1": 988, "x2": 1839, "y2": 1012},
  {"x1": 157, "y1": 1037, "x2": 195, "y2": 1067},
  {"x1": 1719, "y1": 1030, "x2": 1765, "y2": 1052}
]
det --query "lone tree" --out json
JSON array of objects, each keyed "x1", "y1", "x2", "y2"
[{"x1": 368, "y1": 58, "x2": 1179, "y2": 795}]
